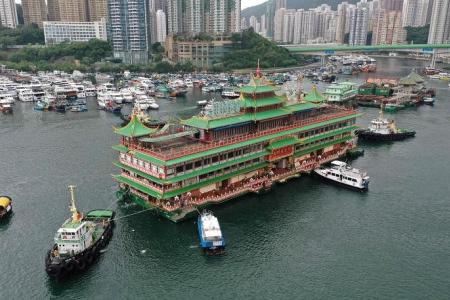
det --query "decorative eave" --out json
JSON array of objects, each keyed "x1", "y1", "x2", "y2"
[{"x1": 114, "y1": 115, "x2": 157, "y2": 138}]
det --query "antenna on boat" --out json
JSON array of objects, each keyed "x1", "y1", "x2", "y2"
[{"x1": 68, "y1": 185, "x2": 80, "y2": 222}]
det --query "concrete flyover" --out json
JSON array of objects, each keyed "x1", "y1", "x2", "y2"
[{"x1": 282, "y1": 44, "x2": 450, "y2": 55}]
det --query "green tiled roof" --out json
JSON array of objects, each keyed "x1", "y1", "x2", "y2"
[
  {"x1": 240, "y1": 85, "x2": 277, "y2": 94},
  {"x1": 304, "y1": 86, "x2": 326, "y2": 103},
  {"x1": 114, "y1": 115, "x2": 157, "y2": 138},
  {"x1": 242, "y1": 96, "x2": 285, "y2": 107},
  {"x1": 285, "y1": 102, "x2": 318, "y2": 112},
  {"x1": 407, "y1": 71, "x2": 424, "y2": 83},
  {"x1": 267, "y1": 137, "x2": 299, "y2": 150},
  {"x1": 112, "y1": 144, "x2": 128, "y2": 152},
  {"x1": 126, "y1": 113, "x2": 360, "y2": 167},
  {"x1": 182, "y1": 114, "x2": 252, "y2": 130}
]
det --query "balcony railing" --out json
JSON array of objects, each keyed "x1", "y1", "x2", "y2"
[{"x1": 124, "y1": 109, "x2": 357, "y2": 163}]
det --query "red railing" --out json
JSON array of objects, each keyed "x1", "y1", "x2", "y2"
[{"x1": 123, "y1": 109, "x2": 357, "y2": 162}]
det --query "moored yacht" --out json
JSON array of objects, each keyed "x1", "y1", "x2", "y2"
[
  {"x1": 314, "y1": 161, "x2": 370, "y2": 190},
  {"x1": 17, "y1": 88, "x2": 34, "y2": 102}
]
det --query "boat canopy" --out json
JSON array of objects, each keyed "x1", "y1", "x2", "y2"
[
  {"x1": 0, "y1": 196, "x2": 11, "y2": 208},
  {"x1": 331, "y1": 161, "x2": 347, "y2": 167}
]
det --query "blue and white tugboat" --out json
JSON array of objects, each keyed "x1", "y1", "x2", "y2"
[
  {"x1": 45, "y1": 185, "x2": 115, "y2": 280},
  {"x1": 197, "y1": 211, "x2": 226, "y2": 255},
  {"x1": 314, "y1": 161, "x2": 370, "y2": 190}
]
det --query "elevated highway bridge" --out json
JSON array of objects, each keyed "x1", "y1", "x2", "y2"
[
  {"x1": 282, "y1": 44, "x2": 450, "y2": 67},
  {"x1": 282, "y1": 44, "x2": 450, "y2": 54}
]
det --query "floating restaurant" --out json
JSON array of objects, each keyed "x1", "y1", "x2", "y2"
[{"x1": 112, "y1": 69, "x2": 361, "y2": 222}]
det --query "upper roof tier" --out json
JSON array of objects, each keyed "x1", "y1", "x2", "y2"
[
  {"x1": 240, "y1": 75, "x2": 278, "y2": 94},
  {"x1": 304, "y1": 85, "x2": 326, "y2": 103}
]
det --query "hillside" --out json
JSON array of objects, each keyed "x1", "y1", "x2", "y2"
[
  {"x1": 222, "y1": 28, "x2": 310, "y2": 70},
  {"x1": 242, "y1": 0, "x2": 358, "y2": 18}
]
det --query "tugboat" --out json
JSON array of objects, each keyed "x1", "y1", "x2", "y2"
[
  {"x1": 45, "y1": 186, "x2": 115, "y2": 280},
  {"x1": 314, "y1": 161, "x2": 370, "y2": 190},
  {"x1": 357, "y1": 110, "x2": 415, "y2": 141},
  {"x1": 197, "y1": 211, "x2": 226, "y2": 255},
  {"x1": 0, "y1": 196, "x2": 12, "y2": 219}
]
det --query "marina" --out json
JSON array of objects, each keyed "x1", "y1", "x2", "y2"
[{"x1": 1, "y1": 57, "x2": 450, "y2": 298}]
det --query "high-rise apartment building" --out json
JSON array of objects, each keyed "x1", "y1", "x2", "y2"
[
  {"x1": 380, "y1": 0, "x2": 404, "y2": 10},
  {"x1": 185, "y1": 0, "x2": 204, "y2": 35},
  {"x1": 22, "y1": 0, "x2": 47, "y2": 28},
  {"x1": 47, "y1": 0, "x2": 60, "y2": 21},
  {"x1": 372, "y1": 9, "x2": 406, "y2": 44},
  {"x1": 336, "y1": 2, "x2": 350, "y2": 44},
  {"x1": 265, "y1": 0, "x2": 286, "y2": 39},
  {"x1": 282, "y1": 9, "x2": 295, "y2": 43},
  {"x1": 167, "y1": 0, "x2": 182, "y2": 34},
  {"x1": 0, "y1": 0, "x2": 18, "y2": 28},
  {"x1": 57, "y1": 0, "x2": 88, "y2": 22},
  {"x1": 402, "y1": 0, "x2": 429, "y2": 27},
  {"x1": 156, "y1": 9, "x2": 167, "y2": 43},
  {"x1": 348, "y1": 6, "x2": 369, "y2": 45},
  {"x1": 428, "y1": 0, "x2": 450, "y2": 43},
  {"x1": 88, "y1": 0, "x2": 108, "y2": 22},
  {"x1": 108, "y1": 0, "x2": 149, "y2": 64},
  {"x1": 209, "y1": 0, "x2": 227, "y2": 34}
]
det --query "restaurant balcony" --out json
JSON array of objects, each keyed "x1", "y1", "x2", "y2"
[{"x1": 123, "y1": 108, "x2": 357, "y2": 163}]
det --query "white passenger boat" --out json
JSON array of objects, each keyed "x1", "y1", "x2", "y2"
[
  {"x1": 85, "y1": 86, "x2": 96, "y2": 97},
  {"x1": 314, "y1": 161, "x2": 370, "y2": 190},
  {"x1": 110, "y1": 91, "x2": 124, "y2": 104},
  {"x1": 18, "y1": 88, "x2": 35, "y2": 102},
  {"x1": 120, "y1": 88, "x2": 134, "y2": 103}
]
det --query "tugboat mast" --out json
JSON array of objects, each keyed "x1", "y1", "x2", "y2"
[{"x1": 68, "y1": 185, "x2": 80, "y2": 222}]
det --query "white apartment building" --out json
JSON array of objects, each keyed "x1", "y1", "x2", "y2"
[
  {"x1": 43, "y1": 19, "x2": 107, "y2": 45},
  {"x1": 428, "y1": 0, "x2": 450, "y2": 43},
  {"x1": 0, "y1": 0, "x2": 18, "y2": 28},
  {"x1": 156, "y1": 10, "x2": 167, "y2": 43},
  {"x1": 348, "y1": 6, "x2": 369, "y2": 45},
  {"x1": 402, "y1": 0, "x2": 430, "y2": 27}
]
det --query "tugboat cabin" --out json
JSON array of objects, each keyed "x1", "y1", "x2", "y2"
[{"x1": 54, "y1": 220, "x2": 93, "y2": 256}]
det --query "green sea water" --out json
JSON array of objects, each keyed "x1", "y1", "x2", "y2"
[{"x1": 1, "y1": 58, "x2": 450, "y2": 299}]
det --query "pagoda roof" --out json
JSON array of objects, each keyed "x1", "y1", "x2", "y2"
[
  {"x1": 399, "y1": 75, "x2": 417, "y2": 86},
  {"x1": 304, "y1": 86, "x2": 326, "y2": 103},
  {"x1": 182, "y1": 102, "x2": 318, "y2": 130},
  {"x1": 114, "y1": 115, "x2": 157, "y2": 138},
  {"x1": 240, "y1": 75, "x2": 278, "y2": 94},
  {"x1": 407, "y1": 71, "x2": 424, "y2": 83},
  {"x1": 242, "y1": 96, "x2": 285, "y2": 107}
]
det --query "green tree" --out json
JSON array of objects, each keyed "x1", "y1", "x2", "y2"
[{"x1": 406, "y1": 25, "x2": 430, "y2": 44}]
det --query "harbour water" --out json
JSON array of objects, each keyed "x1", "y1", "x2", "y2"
[{"x1": 1, "y1": 58, "x2": 450, "y2": 299}]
